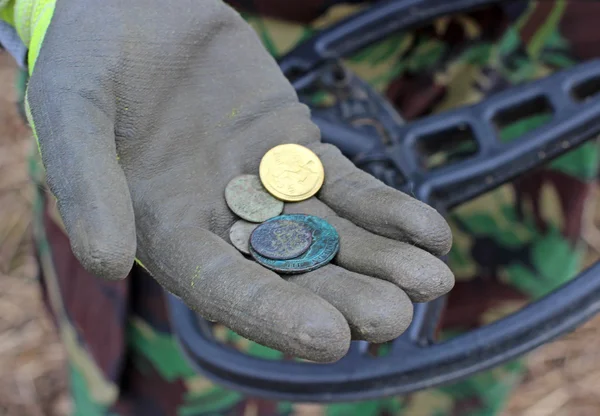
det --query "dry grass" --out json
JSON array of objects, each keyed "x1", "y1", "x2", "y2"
[
  {"x1": 504, "y1": 314, "x2": 600, "y2": 416},
  {"x1": 0, "y1": 52, "x2": 68, "y2": 416},
  {"x1": 1, "y1": 50, "x2": 600, "y2": 416}
]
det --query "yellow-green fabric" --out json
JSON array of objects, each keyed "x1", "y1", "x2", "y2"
[
  {"x1": 0, "y1": 0, "x2": 56, "y2": 71},
  {"x1": 0, "y1": 0, "x2": 55, "y2": 154}
]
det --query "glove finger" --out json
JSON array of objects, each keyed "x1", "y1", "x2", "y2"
[
  {"x1": 139, "y1": 226, "x2": 351, "y2": 362},
  {"x1": 284, "y1": 199, "x2": 454, "y2": 302},
  {"x1": 307, "y1": 142, "x2": 452, "y2": 256},
  {"x1": 26, "y1": 70, "x2": 136, "y2": 280},
  {"x1": 286, "y1": 264, "x2": 413, "y2": 343}
]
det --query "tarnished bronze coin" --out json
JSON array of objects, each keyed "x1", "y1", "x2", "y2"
[
  {"x1": 259, "y1": 144, "x2": 325, "y2": 202},
  {"x1": 250, "y1": 218, "x2": 313, "y2": 260},
  {"x1": 225, "y1": 174, "x2": 284, "y2": 223},
  {"x1": 249, "y1": 214, "x2": 339, "y2": 274},
  {"x1": 229, "y1": 220, "x2": 259, "y2": 255}
]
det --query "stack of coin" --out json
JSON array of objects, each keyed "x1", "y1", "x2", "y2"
[{"x1": 225, "y1": 144, "x2": 339, "y2": 274}]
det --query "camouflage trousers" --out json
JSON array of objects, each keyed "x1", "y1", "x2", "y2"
[{"x1": 28, "y1": 2, "x2": 600, "y2": 415}]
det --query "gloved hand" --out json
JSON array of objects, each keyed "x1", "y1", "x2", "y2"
[{"x1": 19, "y1": 0, "x2": 454, "y2": 362}]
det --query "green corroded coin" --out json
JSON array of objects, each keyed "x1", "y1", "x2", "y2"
[
  {"x1": 225, "y1": 174, "x2": 284, "y2": 223},
  {"x1": 249, "y1": 214, "x2": 339, "y2": 274},
  {"x1": 250, "y1": 218, "x2": 313, "y2": 260},
  {"x1": 229, "y1": 220, "x2": 258, "y2": 255}
]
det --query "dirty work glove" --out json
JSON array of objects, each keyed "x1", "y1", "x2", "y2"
[{"x1": 13, "y1": 0, "x2": 454, "y2": 362}]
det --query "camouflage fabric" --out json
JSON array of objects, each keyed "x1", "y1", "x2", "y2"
[{"x1": 26, "y1": 0, "x2": 600, "y2": 415}]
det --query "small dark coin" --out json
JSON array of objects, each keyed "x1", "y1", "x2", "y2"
[
  {"x1": 250, "y1": 218, "x2": 313, "y2": 260},
  {"x1": 249, "y1": 214, "x2": 339, "y2": 274},
  {"x1": 225, "y1": 174, "x2": 283, "y2": 223},
  {"x1": 229, "y1": 220, "x2": 259, "y2": 255}
]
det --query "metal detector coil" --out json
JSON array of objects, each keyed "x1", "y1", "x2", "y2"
[{"x1": 167, "y1": 0, "x2": 600, "y2": 402}]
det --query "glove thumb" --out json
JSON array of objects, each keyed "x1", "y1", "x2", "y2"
[{"x1": 26, "y1": 66, "x2": 137, "y2": 281}]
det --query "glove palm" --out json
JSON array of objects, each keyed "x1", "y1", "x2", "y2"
[{"x1": 24, "y1": 0, "x2": 454, "y2": 361}]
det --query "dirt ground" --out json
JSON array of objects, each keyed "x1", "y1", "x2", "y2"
[{"x1": 1, "y1": 51, "x2": 600, "y2": 416}]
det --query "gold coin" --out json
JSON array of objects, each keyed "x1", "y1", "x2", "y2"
[{"x1": 259, "y1": 144, "x2": 325, "y2": 202}]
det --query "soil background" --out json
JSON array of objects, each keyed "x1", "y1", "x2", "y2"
[{"x1": 1, "y1": 51, "x2": 599, "y2": 416}]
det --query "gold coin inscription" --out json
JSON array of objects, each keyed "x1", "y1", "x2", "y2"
[{"x1": 259, "y1": 144, "x2": 325, "y2": 202}]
